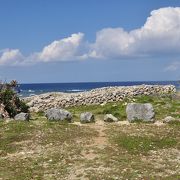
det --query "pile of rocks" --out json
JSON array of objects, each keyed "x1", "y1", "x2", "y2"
[{"x1": 24, "y1": 85, "x2": 176, "y2": 112}]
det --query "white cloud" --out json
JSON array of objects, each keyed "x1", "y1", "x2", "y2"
[
  {"x1": 89, "y1": 7, "x2": 180, "y2": 58},
  {"x1": 89, "y1": 28, "x2": 134, "y2": 59},
  {"x1": 165, "y1": 61, "x2": 180, "y2": 71},
  {"x1": 37, "y1": 32, "x2": 86, "y2": 62},
  {"x1": 0, "y1": 7, "x2": 180, "y2": 66},
  {"x1": 0, "y1": 49, "x2": 24, "y2": 66},
  {"x1": 132, "y1": 7, "x2": 180, "y2": 55}
]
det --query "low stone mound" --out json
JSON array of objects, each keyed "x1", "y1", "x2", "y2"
[{"x1": 25, "y1": 85, "x2": 176, "y2": 112}]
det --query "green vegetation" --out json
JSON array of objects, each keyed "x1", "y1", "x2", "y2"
[
  {"x1": 0, "y1": 80, "x2": 29, "y2": 117},
  {"x1": 113, "y1": 133, "x2": 177, "y2": 154},
  {"x1": 0, "y1": 121, "x2": 35, "y2": 156},
  {"x1": 134, "y1": 94, "x2": 180, "y2": 119},
  {"x1": 0, "y1": 93, "x2": 179, "y2": 179},
  {"x1": 0, "y1": 118, "x2": 98, "y2": 179},
  {"x1": 67, "y1": 93, "x2": 180, "y2": 121},
  {"x1": 68, "y1": 102, "x2": 127, "y2": 120},
  {"x1": 93, "y1": 123, "x2": 180, "y2": 179}
]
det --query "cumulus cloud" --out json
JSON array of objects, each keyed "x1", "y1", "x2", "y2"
[
  {"x1": 0, "y1": 33, "x2": 87, "y2": 66},
  {"x1": 37, "y1": 32, "x2": 86, "y2": 62},
  {"x1": 0, "y1": 7, "x2": 180, "y2": 66},
  {"x1": 89, "y1": 7, "x2": 180, "y2": 58},
  {"x1": 0, "y1": 49, "x2": 24, "y2": 66},
  {"x1": 89, "y1": 28, "x2": 135, "y2": 59}
]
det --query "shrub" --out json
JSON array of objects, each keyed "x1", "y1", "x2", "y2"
[{"x1": 0, "y1": 80, "x2": 29, "y2": 118}]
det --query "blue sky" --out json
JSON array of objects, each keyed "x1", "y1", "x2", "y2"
[{"x1": 0, "y1": 0, "x2": 180, "y2": 83}]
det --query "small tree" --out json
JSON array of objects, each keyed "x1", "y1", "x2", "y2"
[{"x1": 0, "y1": 80, "x2": 29, "y2": 118}]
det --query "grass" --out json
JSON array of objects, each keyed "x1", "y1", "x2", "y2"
[
  {"x1": 113, "y1": 133, "x2": 177, "y2": 154},
  {"x1": 0, "y1": 118, "x2": 179, "y2": 179},
  {"x1": 0, "y1": 118, "x2": 98, "y2": 179},
  {"x1": 134, "y1": 94, "x2": 180, "y2": 119},
  {"x1": 67, "y1": 102, "x2": 127, "y2": 122},
  {"x1": 0, "y1": 93, "x2": 179, "y2": 179},
  {"x1": 169, "y1": 120, "x2": 180, "y2": 126},
  {"x1": 66, "y1": 93, "x2": 180, "y2": 121},
  {"x1": 93, "y1": 123, "x2": 180, "y2": 179},
  {"x1": 0, "y1": 121, "x2": 35, "y2": 155}
]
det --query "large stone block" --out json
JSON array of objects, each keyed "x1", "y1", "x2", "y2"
[
  {"x1": 126, "y1": 103, "x2": 155, "y2": 122},
  {"x1": 45, "y1": 108, "x2": 72, "y2": 122}
]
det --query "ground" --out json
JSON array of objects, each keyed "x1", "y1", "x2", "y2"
[{"x1": 0, "y1": 94, "x2": 179, "y2": 180}]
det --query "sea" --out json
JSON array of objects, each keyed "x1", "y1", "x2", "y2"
[{"x1": 19, "y1": 81, "x2": 180, "y2": 97}]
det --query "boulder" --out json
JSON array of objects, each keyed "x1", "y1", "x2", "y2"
[
  {"x1": 80, "y1": 112, "x2": 95, "y2": 123},
  {"x1": 163, "y1": 116, "x2": 176, "y2": 123},
  {"x1": 14, "y1": 113, "x2": 30, "y2": 121},
  {"x1": 126, "y1": 103, "x2": 155, "y2": 122},
  {"x1": 45, "y1": 108, "x2": 72, "y2": 122},
  {"x1": 104, "y1": 114, "x2": 118, "y2": 122}
]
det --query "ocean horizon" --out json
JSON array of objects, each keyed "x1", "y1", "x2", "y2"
[{"x1": 19, "y1": 81, "x2": 180, "y2": 97}]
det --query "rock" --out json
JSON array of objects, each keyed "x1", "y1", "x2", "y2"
[
  {"x1": 104, "y1": 114, "x2": 118, "y2": 122},
  {"x1": 29, "y1": 107, "x2": 39, "y2": 113},
  {"x1": 163, "y1": 116, "x2": 176, "y2": 123},
  {"x1": 80, "y1": 112, "x2": 95, "y2": 123},
  {"x1": 24, "y1": 85, "x2": 176, "y2": 111},
  {"x1": 45, "y1": 108, "x2": 72, "y2": 122},
  {"x1": 126, "y1": 103, "x2": 155, "y2": 122},
  {"x1": 154, "y1": 121, "x2": 165, "y2": 126},
  {"x1": 27, "y1": 101, "x2": 34, "y2": 107},
  {"x1": 14, "y1": 113, "x2": 30, "y2": 121}
]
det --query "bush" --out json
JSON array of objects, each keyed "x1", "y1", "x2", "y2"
[{"x1": 0, "y1": 80, "x2": 29, "y2": 118}]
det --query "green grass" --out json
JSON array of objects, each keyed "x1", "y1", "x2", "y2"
[
  {"x1": 0, "y1": 93, "x2": 179, "y2": 179},
  {"x1": 0, "y1": 118, "x2": 98, "y2": 180},
  {"x1": 113, "y1": 134, "x2": 177, "y2": 154},
  {"x1": 0, "y1": 117, "x2": 179, "y2": 179},
  {"x1": 168, "y1": 120, "x2": 180, "y2": 126},
  {"x1": 0, "y1": 121, "x2": 35, "y2": 155},
  {"x1": 108, "y1": 122, "x2": 180, "y2": 154},
  {"x1": 134, "y1": 94, "x2": 180, "y2": 120},
  {"x1": 67, "y1": 101, "x2": 127, "y2": 121},
  {"x1": 66, "y1": 93, "x2": 180, "y2": 122},
  {"x1": 89, "y1": 123, "x2": 180, "y2": 180}
]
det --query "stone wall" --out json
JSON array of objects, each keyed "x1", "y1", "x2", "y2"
[{"x1": 24, "y1": 85, "x2": 176, "y2": 112}]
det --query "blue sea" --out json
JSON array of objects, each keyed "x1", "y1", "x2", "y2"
[{"x1": 19, "y1": 81, "x2": 180, "y2": 97}]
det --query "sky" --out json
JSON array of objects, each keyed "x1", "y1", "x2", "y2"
[{"x1": 0, "y1": 0, "x2": 180, "y2": 83}]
